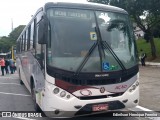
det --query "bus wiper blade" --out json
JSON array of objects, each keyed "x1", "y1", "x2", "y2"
[
  {"x1": 103, "y1": 41, "x2": 126, "y2": 71},
  {"x1": 74, "y1": 42, "x2": 98, "y2": 76}
]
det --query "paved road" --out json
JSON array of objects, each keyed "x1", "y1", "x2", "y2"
[
  {"x1": 0, "y1": 66, "x2": 160, "y2": 120},
  {"x1": 139, "y1": 66, "x2": 160, "y2": 111}
]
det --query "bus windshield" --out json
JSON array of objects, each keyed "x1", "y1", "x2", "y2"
[{"x1": 46, "y1": 8, "x2": 138, "y2": 72}]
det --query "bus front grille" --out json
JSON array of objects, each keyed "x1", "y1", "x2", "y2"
[
  {"x1": 78, "y1": 92, "x2": 124, "y2": 100},
  {"x1": 62, "y1": 77, "x2": 119, "y2": 85}
]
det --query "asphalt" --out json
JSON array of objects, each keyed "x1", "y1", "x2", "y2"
[{"x1": 138, "y1": 66, "x2": 160, "y2": 111}]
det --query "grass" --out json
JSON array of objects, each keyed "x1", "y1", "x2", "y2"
[{"x1": 136, "y1": 38, "x2": 160, "y2": 62}]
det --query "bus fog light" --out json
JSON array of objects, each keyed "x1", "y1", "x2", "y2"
[
  {"x1": 60, "y1": 91, "x2": 66, "y2": 97},
  {"x1": 122, "y1": 99, "x2": 128, "y2": 103},
  {"x1": 53, "y1": 88, "x2": 60, "y2": 94},
  {"x1": 134, "y1": 99, "x2": 138, "y2": 103}
]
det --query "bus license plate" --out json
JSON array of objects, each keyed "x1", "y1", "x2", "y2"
[{"x1": 92, "y1": 104, "x2": 108, "y2": 112}]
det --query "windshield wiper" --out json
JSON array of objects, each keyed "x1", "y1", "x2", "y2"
[
  {"x1": 102, "y1": 41, "x2": 126, "y2": 71},
  {"x1": 74, "y1": 42, "x2": 98, "y2": 76}
]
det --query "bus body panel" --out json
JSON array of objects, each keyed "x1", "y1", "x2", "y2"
[
  {"x1": 17, "y1": 51, "x2": 45, "y2": 90},
  {"x1": 16, "y1": 56, "x2": 31, "y2": 92}
]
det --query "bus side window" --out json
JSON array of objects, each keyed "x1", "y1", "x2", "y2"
[
  {"x1": 25, "y1": 29, "x2": 28, "y2": 51},
  {"x1": 21, "y1": 35, "x2": 24, "y2": 52},
  {"x1": 30, "y1": 22, "x2": 34, "y2": 50},
  {"x1": 19, "y1": 38, "x2": 22, "y2": 53},
  {"x1": 30, "y1": 19, "x2": 37, "y2": 56},
  {"x1": 27, "y1": 26, "x2": 31, "y2": 50},
  {"x1": 35, "y1": 24, "x2": 44, "y2": 69},
  {"x1": 24, "y1": 32, "x2": 26, "y2": 51}
]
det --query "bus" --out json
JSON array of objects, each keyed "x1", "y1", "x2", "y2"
[{"x1": 16, "y1": 1, "x2": 139, "y2": 118}]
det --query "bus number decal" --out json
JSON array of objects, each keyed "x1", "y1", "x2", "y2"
[{"x1": 115, "y1": 85, "x2": 127, "y2": 90}]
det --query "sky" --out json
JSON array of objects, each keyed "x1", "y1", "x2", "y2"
[{"x1": 0, "y1": 0, "x2": 87, "y2": 37}]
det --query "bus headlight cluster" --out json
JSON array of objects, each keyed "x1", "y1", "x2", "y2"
[
  {"x1": 60, "y1": 91, "x2": 66, "y2": 97},
  {"x1": 129, "y1": 81, "x2": 139, "y2": 93},
  {"x1": 53, "y1": 88, "x2": 60, "y2": 94},
  {"x1": 53, "y1": 87, "x2": 71, "y2": 99}
]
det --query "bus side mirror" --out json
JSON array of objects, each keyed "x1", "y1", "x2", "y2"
[{"x1": 38, "y1": 18, "x2": 48, "y2": 44}]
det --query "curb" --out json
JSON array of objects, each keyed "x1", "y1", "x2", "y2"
[{"x1": 139, "y1": 62, "x2": 160, "y2": 67}]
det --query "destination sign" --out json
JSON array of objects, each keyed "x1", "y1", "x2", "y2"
[{"x1": 53, "y1": 10, "x2": 91, "y2": 19}]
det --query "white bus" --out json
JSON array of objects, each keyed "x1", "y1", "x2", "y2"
[{"x1": 16, "y1": 1, "x2": 139, "y2": 118}]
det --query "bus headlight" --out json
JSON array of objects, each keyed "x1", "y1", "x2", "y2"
[
  {"x1": 60, "y1": 91, "x2": 66, "y2": 97},
  {"x1": 66, "y1": 95, "x2": 71, "y2": 99},
  {"x1": 53, "y1": 88, "x2": 60, "y2": 94},
  {"x1": 136, "y1": 81, "x2": 139, "y2": 86},
  {"x1": 132, "y1": 85, "x2": 136, "y2": 90},
  {"x1": 129, "y1": 81, "x2": 139, "y2": 93}
]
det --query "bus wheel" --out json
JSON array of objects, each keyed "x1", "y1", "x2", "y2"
[
  {"x1": 19, "y1": 71, "x2": 24, "y2": 85},
  {"x1": 31, "y1": 83, "x2": 41, "y2": 112}
]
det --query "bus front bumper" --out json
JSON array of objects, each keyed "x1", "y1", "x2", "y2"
[{"x1": 42, "y1": 80, "x2": 139, "y2": 118}]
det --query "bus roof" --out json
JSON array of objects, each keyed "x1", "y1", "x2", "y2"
[
  {"x1": 43, "y1": 1, "x2": 128, "y2": 14},
  {"x1": 16, "y1": 1, "x2": 128, "y2": 42}
]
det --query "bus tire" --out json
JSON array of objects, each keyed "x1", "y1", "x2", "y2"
[
  {"x1": 19, "y1": 70, "x2": 24, "y2": 85},
  {"x1": 31, "y1": 83, "x2": 41, "y2": 112}
]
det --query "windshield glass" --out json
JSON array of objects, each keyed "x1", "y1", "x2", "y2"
[{"x1": 46, "y1": 8, "x2": 138, "y2": 72}]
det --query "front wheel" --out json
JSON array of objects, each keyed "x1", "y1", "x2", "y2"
[{"x1": 31, "y1": 83, "x2": 41, "y2": 112}]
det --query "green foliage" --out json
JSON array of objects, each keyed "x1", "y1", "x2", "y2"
[
  {"x1": 88, "y1": 0, "x2": 160, "y2": 58},
  {"x1": 153, "y1": 24, "x2": 160, "y2": 38},
  {"x1": 0, "y1": 25, "x2": 25, "y2": 53},
  {"x1": 0, "y1": 37, "x2": 12, "y2": 52},
  {"x1": 136, "y1": 38, "x2": 160, "y2": 61},
  {"x1": 9, "y1": 25, "x2": 25, "y2": 42},
  {"x1": 87, "y1": 0, "x2": 109, "y2": 4},
  {"x1": 88, "y1": 0, "x2": 160, "y2": 32}
]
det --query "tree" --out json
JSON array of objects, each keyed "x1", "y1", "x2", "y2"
[
  {"x1": 0, "y1": 25, "x2": 25, "y2": 53},
  {"x1": 88, "y1": 0, "x2": 109, "y2": 4},
  {"x1": 0, "y1": 36, "x2": 12, "y2": 53},
  {"x1": 153, "y1": 24, "x2": 160, "y2": 38},
  {"x1": 88, "y1": 0, "x2": 160, "y2": 59},
  {"x1": 9, "y1": 25, "x2": 25, "y2": 42}
]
